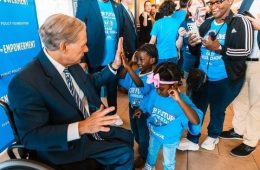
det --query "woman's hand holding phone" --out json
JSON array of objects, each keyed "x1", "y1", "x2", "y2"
[{"x1": 188, "y1": 32, "x2": 202, "y2": 47}]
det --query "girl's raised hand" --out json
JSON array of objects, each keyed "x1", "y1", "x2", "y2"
[
  {"x1": 121, "y1": 51, "x2": 132, "y2": 71},
  {"x1": 168, "y1": 85, "x2": 181, "y2": 102}
]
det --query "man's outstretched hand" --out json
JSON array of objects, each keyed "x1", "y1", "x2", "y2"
[
  {"x1": 78, "y1": 105, "x2": 119, "y2": 135},
  {"x1": 112, "y1": 37, "x2": 124, "y2": 70}
]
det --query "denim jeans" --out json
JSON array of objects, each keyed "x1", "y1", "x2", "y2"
[
  {"x1": 187, "y1": 78, "x2": 244, "y2": 143},
  {"x1": 145, "y1": 135, "x2": 179, "y2": 170},
  {"x1": 129, "y1": 104, "x2": 149, "y2": 159},
  {"x1": 182, "y1": 52, "x2": 196, "y2": 73}
]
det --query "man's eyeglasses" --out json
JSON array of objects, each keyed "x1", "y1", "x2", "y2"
[{"x1": 206, "y1": 0, "x2": 225, "y2": 7}]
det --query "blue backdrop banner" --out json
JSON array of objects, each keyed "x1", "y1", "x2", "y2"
[{"x1": 0, "y1": 0, "x2": 41, "y2": 153}]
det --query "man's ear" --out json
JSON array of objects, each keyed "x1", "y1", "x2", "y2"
[{"x1": 59, "y1": 41, "x2": 67, "y2": 52}]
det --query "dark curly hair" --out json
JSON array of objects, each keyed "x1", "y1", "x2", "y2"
[
  {"x1": 137, "y1": 43, "x2": 158, "y2": 64},
  {"x1": 153, "y1": 62, "x2": 182, "y2": 82},
  {"x1": 186, "y1": 68, "x2": 207, "y2": 97},
  {"x1": 179, "y1": 0, "x2": 189, "y2": 8},
  {"x1": 159, "y1": 0, "x2": 176, "y2": 17}
]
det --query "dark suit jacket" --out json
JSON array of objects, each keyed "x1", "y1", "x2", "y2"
[
  {"x1": 8, "y1": 51, "x2": 133, "y2": 165},
  {"x1": 76, "y1": 0, "x2": 123, "y2": 69},
  {"x1": 118, "y1": 3, "x2": 137, "y2": 60}
]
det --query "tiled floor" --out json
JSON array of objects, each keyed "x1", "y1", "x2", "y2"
[{"x1": 115, "y1": 90, "x2": 260, "y2": 170}]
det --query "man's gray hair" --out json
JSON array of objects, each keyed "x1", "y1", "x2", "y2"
[{"x1": 39, "y1": 13, "x2": 86, "y2": 51}]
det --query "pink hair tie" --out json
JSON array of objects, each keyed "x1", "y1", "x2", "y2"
[{"x1": 147, "y1": 73, "x2": 178, "y2": 88}]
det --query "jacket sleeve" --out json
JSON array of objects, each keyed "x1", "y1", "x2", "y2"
[
  {"x1": 90, "y1": 66, "x2": 116, "y2": 90},
  {"x1": 223, "y1": 15, "x2": 253, "y2": 60}
]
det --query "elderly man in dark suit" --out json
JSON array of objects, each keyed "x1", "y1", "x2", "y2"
[
  {"x1": 8, "y1": 14, "x2": 133, "y2": 170},
  {"x1": 118, "y1": 0, "x2": 138, "y2": 60},
  {"x1": 76, "y1": 0, "x2": 124, "y2": 126}
]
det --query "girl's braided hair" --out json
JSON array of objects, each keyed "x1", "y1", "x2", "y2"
[{"x1": 137, "y1": 43, "x2": 158, "y2": 64}]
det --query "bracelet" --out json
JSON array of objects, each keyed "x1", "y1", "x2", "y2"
[{"x1": 109, "y1": 63, "x2": 117, "y2": 71}]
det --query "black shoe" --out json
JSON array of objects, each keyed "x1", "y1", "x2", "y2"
[
  {"x1": 219, "y1": 128, "x2": 243, "y2": 140},
  {"x1": 230, "y1": 143, "x2": 256, "y2": 157}
]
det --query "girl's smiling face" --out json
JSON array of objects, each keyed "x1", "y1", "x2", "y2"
[{"x1": 136, "y1": 51, "x2": 154, "y2": 73}]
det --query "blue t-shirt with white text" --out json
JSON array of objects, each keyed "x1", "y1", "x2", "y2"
[
  {"x1": 119, "y1": 69, "x2": 153, "y2": 107},
  {"x1": 139, "y1": 89, "x2": 203, "y2": 144},
  {"x1": 199, "y1": 20, "x2": 227, "y2": 81},
  {"x1": 98, "y1": 1, "x2": 118, "y2": 66}
]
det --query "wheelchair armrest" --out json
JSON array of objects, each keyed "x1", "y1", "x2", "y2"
[{"x1": 7, "y1": 143, "x2": 32, "y2": 159}]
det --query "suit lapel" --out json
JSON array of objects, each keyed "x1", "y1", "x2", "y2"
[
  {"x1": 38, "y1": 52, "x2": 79, "y2": 111},
  {"x1": 111, "y1": 0, "x2": 121, "y2": 41},
  {"x1": 120, "y1": 4, "x2": 137, "y2": 35},
  {"x1": 91, "y1": 0, "x2": 104, "y2": 30},
  {"x1": 125, "y1": 7, "x2": 136, "y2": 31}
]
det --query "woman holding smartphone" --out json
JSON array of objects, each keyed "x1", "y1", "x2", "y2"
[{"x1": 178, "y1": 0, "x2": 254, "y2": 151}]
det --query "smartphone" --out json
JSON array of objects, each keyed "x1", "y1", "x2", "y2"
[
  {"x1": 242, "y1": 11, "x2": 255, "y2": 18},
  {"x1": 187, "y1": 22, "x2": 201, "y2": 42}
]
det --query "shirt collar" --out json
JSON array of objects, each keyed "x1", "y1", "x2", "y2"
[{"x1": 43, "y1": 48, "x2": 66, "y2": 75}]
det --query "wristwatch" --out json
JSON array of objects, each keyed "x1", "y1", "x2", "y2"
[{"x1": 109, "y1": 63, "x2": 118, "y2": 71}]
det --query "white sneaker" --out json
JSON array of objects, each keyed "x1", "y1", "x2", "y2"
[
  {"x1": 178, "y1": 138, "x2": 199, "y2": 151},
  {"x1": 201, "y1": 136, "x2": 219, "y2": 150},
  {"x1": 113, "y1": 115, "x2": 123, "y2": 126}
]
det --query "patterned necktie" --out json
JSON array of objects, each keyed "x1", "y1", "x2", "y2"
[{"x1": 63, "y1": 68, "x2": 102, "y2": 140}]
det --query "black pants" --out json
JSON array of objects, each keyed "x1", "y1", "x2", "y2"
[{"x1": 56, "y1": 140, "x2": 134, "y2": 170}]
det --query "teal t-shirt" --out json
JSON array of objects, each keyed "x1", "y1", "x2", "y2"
[
  {"x1": 150, "y1": 17, "x2": 180, "y2": 60},
  {"x1": 98, "y1": 1, "x2": 118, "y2": 66},
  {"x1": 172, "y1": 9, "x2": 187, "y2": 25}
]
